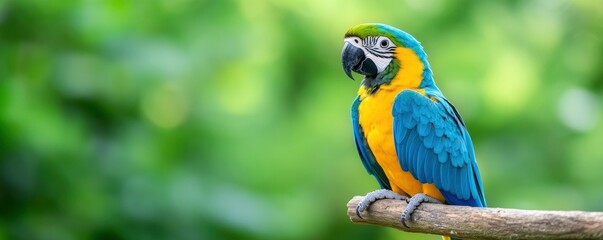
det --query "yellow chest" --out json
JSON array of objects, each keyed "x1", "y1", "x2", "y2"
[
  {"x1": 357, "y1": 88, "x2": 397, "y2": 164},
  {"x1": 358, "y1": 88, "x2": 415, "y2": 196}
]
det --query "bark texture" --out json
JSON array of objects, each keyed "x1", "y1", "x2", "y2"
[{"x1": 347, "y1": 196, "x2": 603, "y2": 239}]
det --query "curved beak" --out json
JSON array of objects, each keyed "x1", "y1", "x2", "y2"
[{"x1": 341, "y1": 42, "x2": 378, "y2": 80}]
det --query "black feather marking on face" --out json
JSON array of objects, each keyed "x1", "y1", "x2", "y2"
[{"x1": 362, "y1": 58, "x2": 400, "y2": 95}]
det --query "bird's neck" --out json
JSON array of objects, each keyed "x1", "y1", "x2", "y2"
[{"x1": 358, "y1": 47, "x2": 435, "y2": 99}]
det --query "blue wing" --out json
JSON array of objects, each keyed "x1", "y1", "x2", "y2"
[
  {"x1": 392, "y1": 90, "x2": 486, "y2": 207},
  {"x1": 352, "y1": 96, "x2": 391, "y2": 189}
]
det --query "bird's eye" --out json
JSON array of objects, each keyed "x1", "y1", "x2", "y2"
[
  {"x1": 354, "y1": 39, "x2": 360, "y2": 44},
  {"x1": 380, "y1": 39, "x2": 389, "y2": 47}
]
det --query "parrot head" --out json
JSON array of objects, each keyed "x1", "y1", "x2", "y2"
[{"x1": 342, "y1": 23, "x2": 431, "y2": 93}]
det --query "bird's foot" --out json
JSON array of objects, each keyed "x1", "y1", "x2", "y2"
[
  {"x1": 400, "y1": 193, "x2": 442, "y2": 228},
  {"x1": 356, "y1": 189, "x2": 408, "y2": 219}
]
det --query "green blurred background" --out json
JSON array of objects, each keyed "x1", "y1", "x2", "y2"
[{"x1": 1, "y1": 0, "x2": 602, "y2": 239}]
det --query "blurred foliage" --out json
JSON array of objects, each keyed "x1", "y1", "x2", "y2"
[{"x1": 1, "y1": 0, "x2": 603, "y2": 239}]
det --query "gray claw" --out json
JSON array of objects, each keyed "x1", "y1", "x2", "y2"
[
  {"x1": 356, "y1": 189, "x2": 407, "y2": 219},
  {"x1": 400, "y1": 193, "x2": 442, "y2": 228}
]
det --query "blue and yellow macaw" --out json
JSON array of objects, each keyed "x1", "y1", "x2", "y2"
[{"x1": 342, "y1": 23, "x2": 487, "y2": 238}]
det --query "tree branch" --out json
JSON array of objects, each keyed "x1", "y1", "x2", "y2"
[{"x1": 347, "y1": 196, "x2": 603, "y2": 239}]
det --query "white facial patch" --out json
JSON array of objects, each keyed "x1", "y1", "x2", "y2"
[
  {"x1": 344, "y1": 37, "x2": 394, "y2": 73},
  {"x1": 366, "y1": 54, "x2": 392, "y2": 72}
]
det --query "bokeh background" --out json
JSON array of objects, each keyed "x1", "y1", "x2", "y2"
[{"x1": 1, "y1": 0, "x2": 602, "y2": 239}]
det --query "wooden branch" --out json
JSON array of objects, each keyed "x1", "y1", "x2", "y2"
[{"x1": 347, "y1": 196, "x2": 603, "y2": 240}]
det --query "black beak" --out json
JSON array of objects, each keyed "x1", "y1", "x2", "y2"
[{"x1": 341, "y1": 42, "x2": 378, "y2": 80}]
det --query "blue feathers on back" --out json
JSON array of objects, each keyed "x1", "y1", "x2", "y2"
[{"x1": 393, "y1": 90, "x2": 486, "y2": 207}]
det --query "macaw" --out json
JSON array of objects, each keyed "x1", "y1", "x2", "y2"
[{"x1": 341, "y1": 23, "x2": 486, "y2": 239}]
